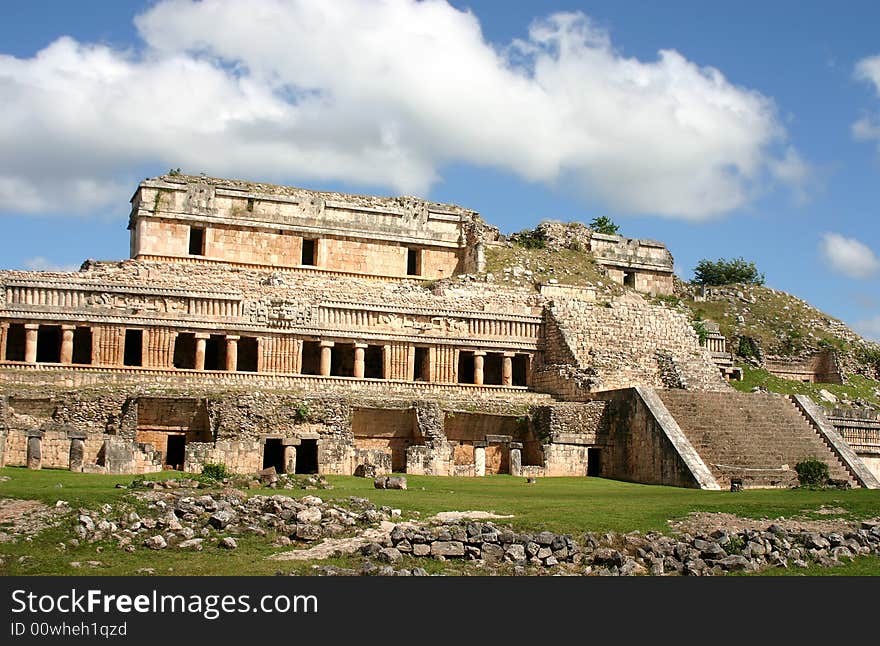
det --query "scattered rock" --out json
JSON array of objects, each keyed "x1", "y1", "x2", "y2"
[{"x1": 219, "y1": 537, "x2": 238, "y2": 550}]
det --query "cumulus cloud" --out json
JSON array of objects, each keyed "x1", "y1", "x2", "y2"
[
  {"x1": 820, "y1": 232, "x2": 880, "y2": 278},
  {"x1": 853, "y1": 54, "x2": 880, "y2": 145},
  {"x1": 0, "y1": 0, "x2": 804, "y2": 219}
]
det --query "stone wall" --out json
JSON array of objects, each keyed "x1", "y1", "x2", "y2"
[
  {"x1": 184, "y1": 440, "x2": 263, "y2": 475},
  {"x1": 595, "y1": 388, "x2": 710, "y2": 488},
  {"x1": 540, "y1": 292, "x2": 728, "y2": 393},
  {"x1": 129, "y1": 175, "x2": 487, "y2": 279},
  {"x1": 765, "y1": 351, "x2": 842, "y2": 384},
  {"x1": 827, "y1": 408, "x2": 880, "y2": 481}
]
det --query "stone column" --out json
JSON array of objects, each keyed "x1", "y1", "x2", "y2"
[
  {"x1": 353, "y1": 342, "x2": 367, "y2": 379},
  {"x1": 319, "y1": 340, "x2": 334, "y2": 377},
  {"x1": 474, "y1": 443, "x2": 486, "y2": 477},
  {"x1": 473, "y1": 351, "x2": 486, "y2": 386},
  {"x1": 24, "y1": 324, "x2": 39, "y2": 363},
  {"x1": 194, "y1": 333, "x2": 209, "y2": 371},
  {"x1": 26, "y1": 431, "x2": 43, "y2": 470},
  {"x1": 283, "y1": 439, "x2": 300, "y2": 474},
  {"x1": 509, "y1": 442, "x2": 523, "y2": 477},
  {"x1": 502, "y1": 351, "x2": 514, "y2": 386},
  {"x1": 225, "y1": 335, "x2": 240, "y2": 372},
  {"x1": 60, "y1": 325, "x2": 76, "y2": 364},
  {"x1": 68, "y1": 431, "x2": 86, "y2": 472},
  {"x1": 0, "y1": 322, "x2": 8, "y2": 361}
]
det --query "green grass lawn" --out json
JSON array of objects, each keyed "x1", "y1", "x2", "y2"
[{"x1": 1, "y1": 467, "x2": 879, "y2": 576}]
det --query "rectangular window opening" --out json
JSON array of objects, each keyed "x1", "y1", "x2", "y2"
[
  {"x1": 237, "y1": 336, "x2": 259, "y2": 372},
  {"x1": 72, "y1": 327, "x2": 92, "y2": 365},
  {"x1": 407, "y1": 248, "x2": 421, "y2": 276},
  {"x1": 188, "y1": 227, "x2": 205, "y2": 256},
  {"x1": 364, "y1": 345, "x2": 384, "y2": 379},
  {"x1": 414, "y1": 346, "x2": 430, "y2": 381},
  {"x1": 123, "y1": 329, "x2": 143, "y2": 367},
  {"x1": 623, "y1": 271, "x2": 635, "y2": 288},
  {"x1": 4, "y1": 323, "x2": 26, "y2": 361},
  {"x1": 301, "y1": 239, "x2": 317, "y2": 266},
  {"x1": 173, "y1": 332, "x2": 196, "y2": 369},
  {"x1": 36, "y1": 325, "x2": 62, "y2": 363},
  {"x1": 300, "y1": 340, "x2": 321, "y2": 375}
]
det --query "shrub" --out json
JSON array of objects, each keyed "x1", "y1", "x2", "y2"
[
  {"x1": 511, "y1": 228, "x2": 547, "y2": 249},
  {"x1": 693, "y1": 257, "x2": 764, "y2": 286},
  {"x1": 201, "y1": 463, "x2": 230, "y2": 481},
  {"x1": 795, "y1": 458, "x2": 830, "y2": 487},
  {"x1": 589, "y1": 216, "x2": 619, "y2": 235},
  {"x1": 692, "y1": 319, "x2": 709, "y2": 345}
]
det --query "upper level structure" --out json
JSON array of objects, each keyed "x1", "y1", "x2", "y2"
[
  {"x1": 129, "y1": 174, "x2": 499, "y2": 279},
  {"x1": 589, "y1": 233, "x2": 674, "y2": 296}
]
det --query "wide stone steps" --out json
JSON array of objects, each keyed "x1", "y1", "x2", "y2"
[{"x1": 658, "y1": 390, "x2": 857, "y2": 489}]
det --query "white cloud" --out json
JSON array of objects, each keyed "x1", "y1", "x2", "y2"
[
  {"x1": 855, "y1": 315, "x2": 880, "y2": 341},
  {"x1": 22, "y1": 256, "x2": 80, "y2": 272},
  {"x1": 820, "y1": 232, "x2": 880, "y2": 279},
  {"x1": 0, "y1": 0, "x2": 804, "y2": 219},
  {"x1": 853, "y1": 54, "x2": 880, "y2": 146}
]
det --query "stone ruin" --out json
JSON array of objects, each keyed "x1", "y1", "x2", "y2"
[{"x1": 0, "y1": 174, "x2": 877, "y2": 489}]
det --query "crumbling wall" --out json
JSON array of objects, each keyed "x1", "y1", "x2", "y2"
[
  {"x1": 543, "y1": 293, "x2": 728, "y2": 393},
  {"x1": 531, "y1": 401, "x2": 608, "y2": 476},
  {"x1": 765, "y1": 350, "x2": 842, "y2": 384}
]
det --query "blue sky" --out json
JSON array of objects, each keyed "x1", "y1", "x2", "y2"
[{"x1": 1, "y1": 0, "x2": 879, "y2": 339}]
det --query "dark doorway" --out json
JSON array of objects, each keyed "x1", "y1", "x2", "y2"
[
  {"x1": 301, "y1": 340, "x2": 321, "y2": 375},
  {"x1": 301, "y1": 239, "x2": 316, "y2": 266},
  {"x1": 166, "y1": 435, "x2": 186, "y2": 470},
  {"x1": 36, "y1": 325, "x2": 61, "y2": 363},
  {"x1": 414, "y1": 346, "x2": 429, "y2": 381},
  {"x1": 123, "y1": 329, "x2": 143, "y2": 366},
  {"x1": 204, "y1": 334, "x2": 226, "y2": 371},
  {"x1": 457, "y1": 351, "x2": 475, "y2": 384},
  {"x1": 330, "y1": 343, "x2": 354, "y2": 377},
  {"x1": 188, "y1": 227, "x2": 205, "y2": 256},
  {"x1": 512, "y1": 354, "x2": 529, "y2": 386},
  {"x1": 364, "y1": 345, "x2": 384, "y2": 379},
  {"x1": 406, "y1": 248, "x2": 421, "y2": 276},
  {"x1": 623, "y1": 271, "x2": 635, "y2": 288},
  {"x1": 484, "y1": 352, "x2": 503, "y2": 385},
  {"x1": 173, "y1": 332, "x2": 196, "y2": 369},
  {"x1": 72, "y1": 327, "x2": 92, "y2": 364},
  {"x1": 587, "y1": 448, "x2": 602, "y2": 477},
  {"x1": 262, "y1": 438, "x2": 285, "y2": 473},
  {"x1": 295, "y1": 439, "x2": 318, "y2": 474},
  {"x1": 4, "y1": 323, "x2": 25, "y2": 361},
  {"x1": 238, "y1": 336, "x2": 258, "y2": 372}
]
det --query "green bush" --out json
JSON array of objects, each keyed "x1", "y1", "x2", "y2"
[
  {"x1": 691, "y1": 319, "x2": 709, "y2": 345},
  {"x1": 795, "y1": 458, "x2": 830, "y2": 487},
  {"x1": 693, "y1": 257, "x2": 764, "y2": 286},
  {"x1": 511, "y1": 228, "x2": 547, "y2": 249},
  {"x1": 201, "y1": 463, "x2": 230, "y2": 481},
  {"x1": 589, "y1": 216, "x2": 619, "y2": 235}
]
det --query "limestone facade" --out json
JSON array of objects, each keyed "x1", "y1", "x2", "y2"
[{"x1": 0, "y1": 173, "x2": 754, "y2": 485}]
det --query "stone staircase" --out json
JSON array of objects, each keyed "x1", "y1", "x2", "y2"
[{"x1": 658, "y1": 390, "x2": 858, "y2": 489}]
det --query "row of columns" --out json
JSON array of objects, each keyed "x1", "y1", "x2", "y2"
[
  {"x1": 192, "y1": 333, "x2": 242, "y2": 372},
  {"x1": 472, "y1": 441, "x2": 523, "y2": 477},
  {"x1": 25, "y1": 429, "x2": 86, "y2": 471},
  {"x1": 15, "y1": 323, "x2": 76, "y2": 364},
  {"x1": 5, "y1": 322, "x2": 526, "y2": 387}
]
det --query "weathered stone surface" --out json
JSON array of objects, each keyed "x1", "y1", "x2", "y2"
[
  {"x1": 143, "y1": 535, "x2": 167, "y2": 550},
  {"x1": 431, "y1": 541, "x2": 465, "y2": 557},
  {"x1": 209, "y1": 510, "x2": 236, "y2": 529},
  {"x1": 219, "y1": 537, "x2": 238, "y2": 549}
]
